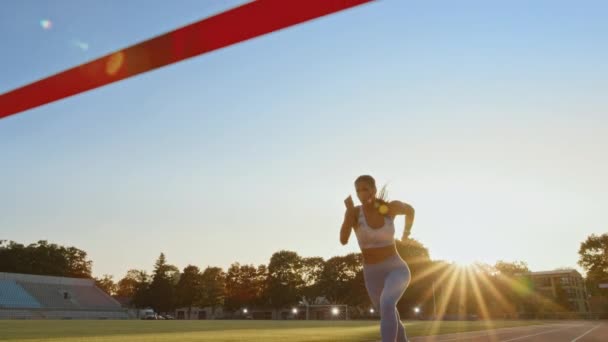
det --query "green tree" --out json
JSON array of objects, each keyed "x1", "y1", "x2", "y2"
[
  {"x1": 255, "y1": 264, "x2": 270, "y2": 307},
  {"x1": 317, "y1": 253, "x2": 363, "y2": 306},
  {"x1": 95, "y1": 274, "x2": 117, "y2": 295},
  {"x1": 267, "y1": 251, "x2": 304, "y2": 310},
  {"x1": 0, "y1": 240, "x2": 92, "y2": 278},
  {"x1": 117, "y1": 270, "x2": 148, "y2": 299},
  {"x1": 130, "y1": 270, "x2": 152, "y2": 309},
  {"x1": 494, "y1": 260, "x2": 530, "y2": 276},
  {"x1": 492, "y1": 260, "x2": 531, "y2": 317},
  {"x1": 175, "y1": 265, "x2": 201, "y2": 318},
  {"x1": 199, "y1": 266, "x2": 226, "y2": 317},
  {"x1": 225, "y1": 263, "x2": 263, "y2": 313},
  {"x1": 578, "y1": 233, "x2": 608, "y2": 296},
  {"x1": 148, "y1": 253, "x2": 177, "y2": 314},
  {"x1": 300, "y1": 257, "x2": 325, "y2": 304}
]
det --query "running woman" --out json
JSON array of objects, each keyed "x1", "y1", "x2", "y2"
[{"x1": 340, "y1": 175, "x2": 415, "y2": 342}]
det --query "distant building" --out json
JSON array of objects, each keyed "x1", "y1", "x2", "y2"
[
  {"x1": 526, "y1": 269, "x2": 589, "y2": 313},
  {"x1": 174, "y1": 297, "x2": 353, "y2": 320},
  {"x1": 174, "y1": 306, "x2": 224, "y2": 320}
]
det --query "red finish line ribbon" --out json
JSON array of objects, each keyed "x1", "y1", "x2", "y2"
[{"x1": 0, "y1": 0, "x2": 373, "y2": 120}]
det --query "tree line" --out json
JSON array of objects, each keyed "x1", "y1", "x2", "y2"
[
  {"x1": 0, "y1": 240, "x2": 92, "y2": 278},
  {"x1": 1, "y1": 234, "x2": 606, "y2": 318}
]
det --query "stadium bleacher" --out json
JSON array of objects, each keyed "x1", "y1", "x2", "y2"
[
  {"x1": 0, "y1": 280, "x2": 41, "y2": 308},
  {"x1": 0, "y1": 272, "x2": 129, "y2": 319}
]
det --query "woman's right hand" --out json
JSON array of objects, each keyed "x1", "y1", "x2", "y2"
[
  {"x1": 344, "y1": 195, "x2": 355, "y2": 210},
  {"x1": 340, "y1": 195, "x2": 357, "y2": 245},
  {"x1": 343, "y1": 195, "x2": 356, "y2": 226}
]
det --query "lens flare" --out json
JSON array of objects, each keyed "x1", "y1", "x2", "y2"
[
  {"x1": 76, "y1": 41, "x2": 89, "y2": 51},
  {"x1": 105, "y1": 52, "x2": 125, "y2": 76},
  {"x1": 40, "y1": 19, "x2": 52, "y2": 30}
]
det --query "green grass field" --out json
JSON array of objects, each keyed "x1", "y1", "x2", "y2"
[{"x1": 0, "y1": 320, "x2": 546, "y2": 342}]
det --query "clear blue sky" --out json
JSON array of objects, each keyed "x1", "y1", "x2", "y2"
[{"x1": 1, "y1": 0, "x2": 607, "y2": 279}]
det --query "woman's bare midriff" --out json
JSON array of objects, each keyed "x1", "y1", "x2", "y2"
[{"x1": 361, "y1": 243, "x2": 398, "y2": 265}]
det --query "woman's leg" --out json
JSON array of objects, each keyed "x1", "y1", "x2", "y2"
[
  {"x1": 380, "y1": 265, "x2": 411, "y2": 342},
  {"x1": 395, "y1": 308, "x2": 407, "y2": 342},
  {"x1": 364, "y1": 267, "x2": 384, "y2": 312}
]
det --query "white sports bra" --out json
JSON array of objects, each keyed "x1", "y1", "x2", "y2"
[{"x1": 353, "y1": 205, "x2": 395, "y2": 249}]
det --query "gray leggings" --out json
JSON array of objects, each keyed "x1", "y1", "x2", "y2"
[{"x1": 363, "y1": 254, "x2": 411, "y2": 342}]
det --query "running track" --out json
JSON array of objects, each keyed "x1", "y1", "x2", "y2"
[{"x1": 386, "y1": 321, "x2": 606, "y2": 342}]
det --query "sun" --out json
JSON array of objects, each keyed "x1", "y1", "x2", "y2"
[
  {"x1": 448, "y1": 255, "x2": 481, "y2": 267},
  {"x1": 441, "y1": 249, "x2": 496, "y2": 268}
]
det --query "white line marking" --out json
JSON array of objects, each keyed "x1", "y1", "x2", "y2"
[
  {"x1": 499, "y1": 325, "x2": 583, "y2": 342},
  {"x1": 570, "y1": 324, "x2": 601, "y2": 342},
  {"x1": 406, "y1": 323, "x2": 568, "y2": 342},
  {"x1": 421, "y1": 326, "x2": 550, "y2": 341},
  {"x1": 405, "y1": 324, "x2": 550, "y2": 340}
]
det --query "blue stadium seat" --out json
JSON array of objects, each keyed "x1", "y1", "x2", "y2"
[{"x1": 0, "y1": 280, "x2": 42, "y2": 308}]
